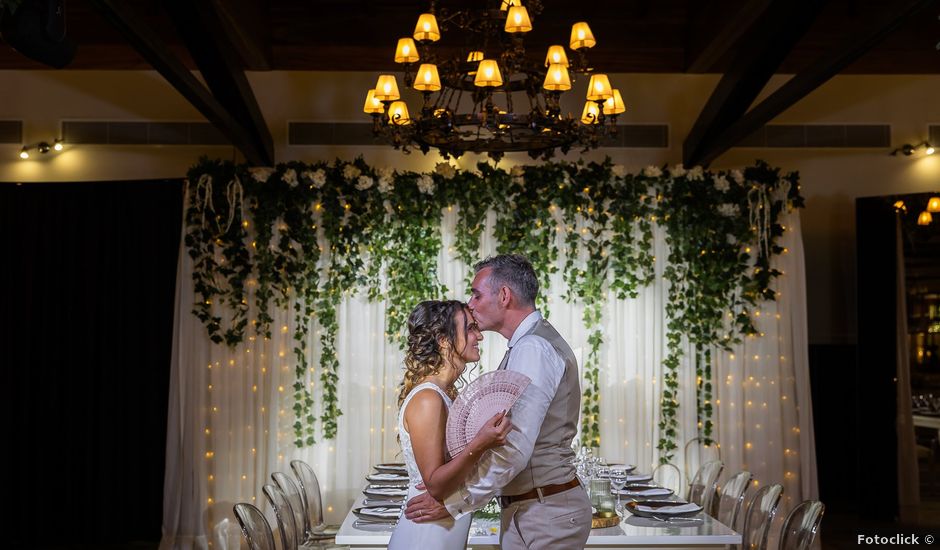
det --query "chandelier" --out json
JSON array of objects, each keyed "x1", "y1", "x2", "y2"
[{"x1": 362, "y1": 0, "x2": 625, "y2": 161}]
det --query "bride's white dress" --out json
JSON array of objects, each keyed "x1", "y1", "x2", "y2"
[{"x1": 388, "y1": 382, "x2": 472, "y2": 550}]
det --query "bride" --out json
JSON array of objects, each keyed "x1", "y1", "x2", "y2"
[{"x1": 388, "y1": 300, "x2": 512, "y2": 550}]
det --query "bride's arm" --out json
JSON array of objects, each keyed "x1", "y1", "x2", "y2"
[{"x1": 406, "y1": 390, "x2": 510, "y2": 501}]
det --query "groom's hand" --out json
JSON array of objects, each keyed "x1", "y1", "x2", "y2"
[{"x1": 404, "y1": 483, "x2": 451, "y2": 523}]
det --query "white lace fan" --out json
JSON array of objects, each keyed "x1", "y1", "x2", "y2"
[{"x1": 446, "y1": 370, "x2": 531, "y2": 457}]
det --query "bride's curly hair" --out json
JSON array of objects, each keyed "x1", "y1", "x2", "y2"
[{"x1": 398, "y1": 300, "x2": 470, "y2": 407}]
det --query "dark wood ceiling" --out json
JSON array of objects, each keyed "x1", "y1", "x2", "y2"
[{"x1": 0, "y1": 0, "x2": 937, "y2": 73}]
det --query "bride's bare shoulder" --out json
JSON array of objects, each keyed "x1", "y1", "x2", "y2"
[{"x1": 406, "y1": 387, "x2": 447, "y2": 412}]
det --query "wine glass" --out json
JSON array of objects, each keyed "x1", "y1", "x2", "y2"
[{"x1": 609, "y1": 466, "x2": 629, "y2": 516}]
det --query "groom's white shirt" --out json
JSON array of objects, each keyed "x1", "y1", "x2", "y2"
[{"x1": 444, "y1": 310, "x2": 565, "y2": 519}]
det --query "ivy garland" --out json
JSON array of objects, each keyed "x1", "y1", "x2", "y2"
[{"x1": 185, "y1": 156, "x2": 801, "y2": 457}]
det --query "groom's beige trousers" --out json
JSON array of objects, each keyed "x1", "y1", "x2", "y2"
[{"x1": 499, "y1": 486, "x2": 592, "y2": 550}]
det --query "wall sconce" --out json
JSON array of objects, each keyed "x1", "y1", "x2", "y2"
[
  {"x1": 19, "y1": 138, "x2": 64, "y2": 159},
  {"x1": 891, "y1": 141, "x2": 935, "y2": 157}
]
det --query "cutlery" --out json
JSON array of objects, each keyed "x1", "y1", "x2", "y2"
[
  {"x1": 354, "y1": 519, "x2": 398, "y2": 527},
  {"x1": 363, "y1": 499, "x2": 404, "y2": 506},
  {"x1": 648, "y1": 515, "x2": 703, "y2": 523}
]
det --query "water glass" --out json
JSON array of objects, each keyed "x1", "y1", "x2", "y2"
[
  {"x1": 589, "y1": 478, "x2": 611, "y2": 508},
  {"x1": 609, "y1": 467, "x2": 629, "y2": 515}
]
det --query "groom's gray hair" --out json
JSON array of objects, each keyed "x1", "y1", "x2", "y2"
[{"x1": 474, "y1": 254, "x2": 538, "y2": 307}]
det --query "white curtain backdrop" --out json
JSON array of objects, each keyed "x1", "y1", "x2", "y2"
[{"x1": 161, "y1": 195, "x2": 818, "y2": 549}]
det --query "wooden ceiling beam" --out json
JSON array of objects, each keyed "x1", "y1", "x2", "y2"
[
  {"x1": 684, "y1": 0, "x2": 771, "y2": 73},
  {"x1": 685, "y1": 0, "x2": 934, "y2": 167},
  {"x1": 682, "y1": 0, "x2": 826, "y2": 167},
  {"x1": 88, "y1": 0, "x2": 273, "y2": 165},
  {"x1": 209, "y1": 0, "x2": 270, "y2": 71},
  {"x1": 163, "y1": 0, "x2": 274, "y2": 166}
]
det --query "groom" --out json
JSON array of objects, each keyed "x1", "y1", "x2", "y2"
[{"x1": 404, "y1": 254, "x2": 591, "y2": 549}]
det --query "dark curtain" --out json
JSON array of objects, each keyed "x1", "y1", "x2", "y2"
[
  {"x1": 855, "y1": 196, "x2": 900, "y2": 520},
  {"x1": 1, "y1": 180, "x2": 183, "y2": 548}
]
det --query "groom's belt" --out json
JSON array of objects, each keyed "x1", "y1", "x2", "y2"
[{"x1": 498, "y1": 477, "x2": 581, "y2": 507}]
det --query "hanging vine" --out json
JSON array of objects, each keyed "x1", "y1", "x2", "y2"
[{"x1": 184, "y1": 156, "x2": 800, "y2": 453}]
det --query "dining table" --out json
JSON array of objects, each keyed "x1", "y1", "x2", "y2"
[
  {"x1": 335, "y1": 491, "x2": 741, "y2": 549},
  {"x1": 913, "y1": 411, "x2": 940, "y2": 432}
]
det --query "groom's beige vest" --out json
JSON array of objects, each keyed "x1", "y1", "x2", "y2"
[{"x1": 502, "y1": 318, "x2": 580, "y2": 495}]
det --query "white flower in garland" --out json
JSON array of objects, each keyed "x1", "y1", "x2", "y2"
[
  {"x1": 377, "y1": 167, "x2": 395, "y2": 193},
  {"x1": 510, "y1": 165, "x2": 525, "y2": 185},
  {"x1": 687, "y1": 166, "x2": 705, "y2": 181},
  {"x1": 714, "y1": 175, "x2": 730, "y2": 192},
  {"x1": 343, "y1": 164, "x2": 361, "y2": 181},
  {"x1": 417, "y1": 174, "x2": 435, "y2": 195},
  {"x1": 356, "y1": 175, "x2": 374, "y2": 191},
  {"x1": 611, "y1": 164, "x2": 627, "y2": 178},
  {"x1": 283, "y1": 168, "x2": 299, "y2": 188},
  {"x1": 643, "y1": 165, "x2": 663, "y2": 178},
  {"x1": 717, "y1": 203, "x2": 740, "y2": 217},
  {"x1": 731, "y1": 169, "x2": 745, "y2": 184},
  {"x1": 435, "y1": 162, "x2": 457, "y2": 180},
  {"x1": 671, "y1": 164, "x2": 687, "y2": 178},
  {"x1": 383, "y1": 199, "x2": 395, "y2": 216},
  {"x1": 249, "y1": 167, "x2": 274, "y2": 183},
  {"x1": 304, "y1": 169, "x2": 327, "y2": 189}
]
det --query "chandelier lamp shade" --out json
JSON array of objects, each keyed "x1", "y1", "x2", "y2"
[{"x1": 363, "y1": 0, "x2": 625, "y2": 161}]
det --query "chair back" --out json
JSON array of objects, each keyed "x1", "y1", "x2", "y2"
[
  {"x1": 651, "y1": 462, "x2": 682, "y2": 494},
  {"x1": 688, "y1": 460, "x2": 723, "y2": 514},
  {"x1": 715, "y1": 470, "x2": 752, "y2": 529},
  {"x1": 262, "y1": 483, "x2": 297, "y2": 550},
  {"x1": 740, "y1": 483, "x2": 783, "y2": 550},
  {"x1": 291, "y1": 459, "x2": 325, "y2": 530},
  {"x1": 233, "y1": 502, "x2": 277, "y2": 550},
  {"x1": 684, "y1": 436, "x2": 722, "y2": 484},
  {"x1": 272, "y1": 471, "x2": 307, "y2": 545},
  {"x1": 779, "y1": 500, "x2": 825, "y2": 550}
]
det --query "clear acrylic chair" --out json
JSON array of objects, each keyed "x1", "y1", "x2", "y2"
[
  {"x1": 651, "y1": 462, "x2": 682, "y2": 494},
  {"x1": 715, "y1": 470, "x2": 753, "y2": 529},
  {"x1": 234, "y1": 502, "x2": 277, "y2": 550},
  {"x1": 263, "y1": 483, "x2": 298, "y2": 550},
  {"x1": 779, "y1": 500, "x2": 825, "y2": 550},
  {"x1": 273, "y1": 472, "x2": 309, "y2": 546},
  {"x1": 684, "y1": 436, "x2": 722, "y2": 485},
  {"x1": 740, "y1": 483, "x2": 783, "y2": 550},
  {"x1": 291, "y1": 459, "x2": 337, "y2": 542},
  {"x1": 688, "y1": 460, "x2": 723, "y2": 515}
]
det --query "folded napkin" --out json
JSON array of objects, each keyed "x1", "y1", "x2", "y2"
[
  {"x1": 625, "y1": 474, "x2": 653, "y2": 482},
  {"x1": 617, "y1": 487, "x2": 672, "y2": 497},
  {"x1": 358, "y1": 506, "x2": 402, "y2": 518},
  {"x1": 364, "y1": 487, "x2": 407, "y2": 495},
  {"x1": 368, "y1": 473, "x2": 409, "y2": 480},
  {"x1": 636, "y1": 503, "x2": 701, "y2": 515}
]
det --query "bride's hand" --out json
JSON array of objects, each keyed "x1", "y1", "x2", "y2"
[{"x1": 468, "y1": 410, "x2": 512, "y2": 454}]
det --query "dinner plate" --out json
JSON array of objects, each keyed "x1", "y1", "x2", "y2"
[
  {"x1": 363, "y1": 486, "x2": 408, "y2": 498},
  {"x1": 625, "y1": 500, "x2": 702, "y2": 519},
  {"x1": 366, "y1": 473, "x2": 409, "y2": 485},
  {"x1": 613, "y1": 487, "x2": 673, "y2": 497},
  {"x1": 624, "y1": 473, "x2": 653, "y2": 484},
  {"x1": 352, "y1": 506, "x2": 402, "y2": 521},
  {"x1": 616, "y1": 482, "x2": 659, "y2": 491},
  {"x1": 374, "y1": 463, "x2": 408, "y2": 473}
]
